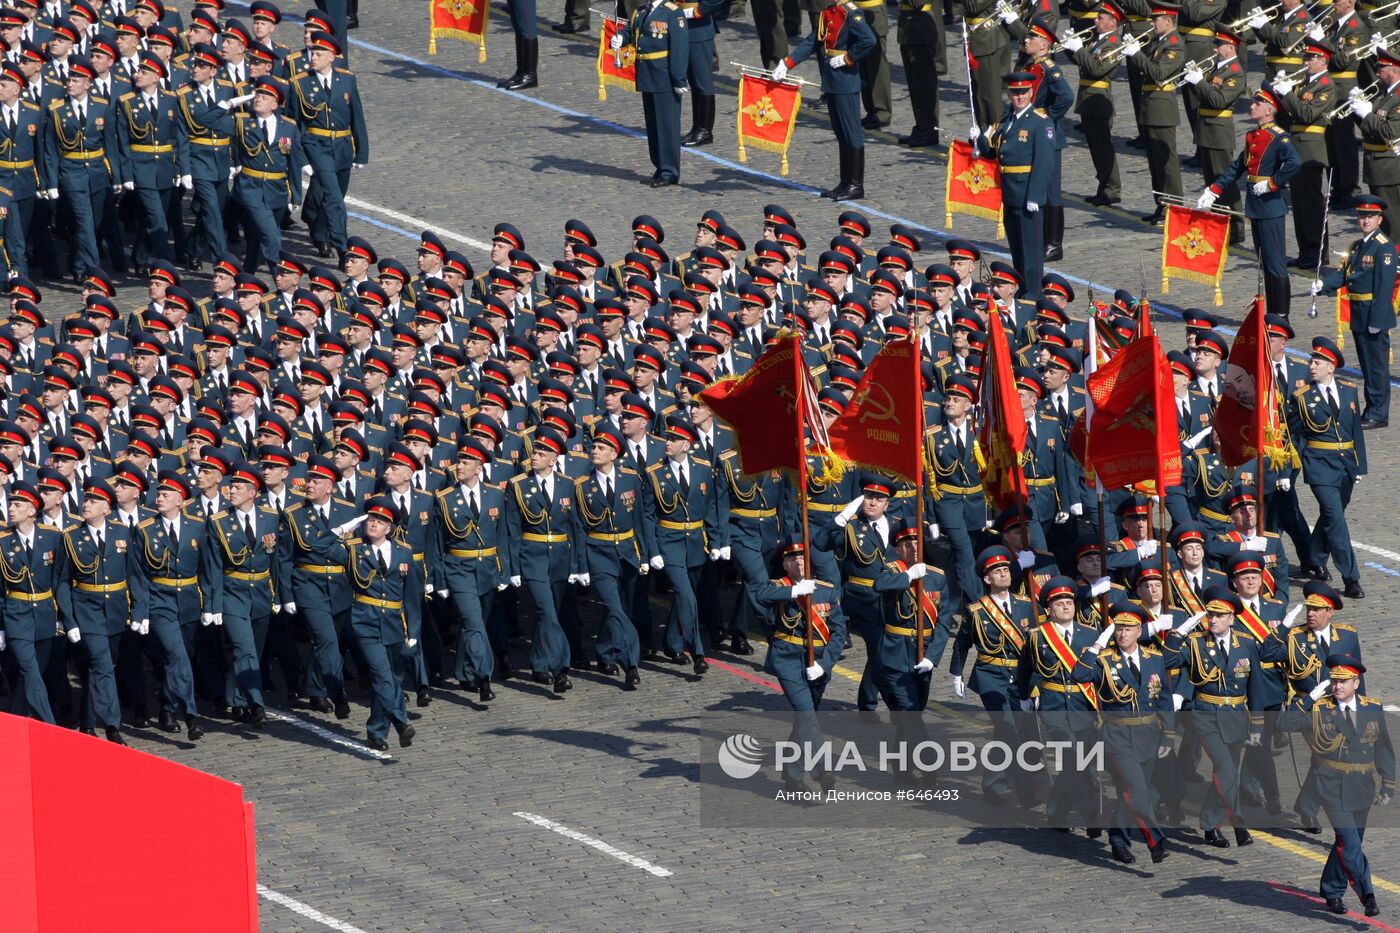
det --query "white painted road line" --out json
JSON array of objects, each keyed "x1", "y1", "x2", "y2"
[
  {"x1": 258, "y1": 885, "x2": 370, "y2": 933},
  {"x1": 266, "y1": 709, "x2": 395, "y2": 762},
  {"x1": 513, "y1": 811, "x2": 675, "y2": 877},
  {"x1": 1356, "y1": 542, "x2": 1400, "y2": 564},
  {"x1": 343, "y1": 195, "x2": 492, "y2": 251}
]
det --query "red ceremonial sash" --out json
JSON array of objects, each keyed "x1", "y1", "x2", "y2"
[
  {"x1": 894, "y1": 559, "x2": 938, "y2": 631},
  {"x1": 782, "y1": 576, "x2": 831, "y2": 642},
  {"x1": 1169, "y1": 570, "x2": 1205, "y2": 614},
  {"x1": 979, "y1": 595, "x2": 1025, "y2": 652},
  {"x1": 1039, "y1": 622, "x2": 1099, "y2": 710},
  {"x1": 1237, "y1": 603, "x2": 1272, "y2": 642}
]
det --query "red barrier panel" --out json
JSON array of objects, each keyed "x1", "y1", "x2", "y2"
[{"x1": 0, "y1": 713, "x2": 257, "y2": 932}]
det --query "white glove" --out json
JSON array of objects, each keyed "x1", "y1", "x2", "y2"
[
  {"x1": 649, "y1": 555, "x2": 665, "y2": 571},
  {"x1": 1307, "y1": 22, "x2": 1324, "y2": 41},
  {"x1": 1090, "y1": 576, "x2": 1111, "y2": 597},
  {"x1": 353, "y1": 162, "x2": 365, "y2": 171},
  {"x1": 302, "y1": 165, "x2": 314, "y2": 176},
  {"x1": 708, "y1": 549, "x2": 723, "y2": 561},
  {"x1": 984, "y1": 518, "x2": 996, "y2": 530},
  {"x1": 1352, "y1": 97, "x2": 1374, "y2": 119},
  {"x1": 1369, "y1": 326, "x2": 1382, "y2": 334},
  {"x1": 0, "y1": 631, "x2": 7, "y2": 650},
  {"x1": 1187, "y1": 426, "x2": 1213, "y2": 449},
  {"x1": 835, "y1": 495, "x2": 864, "y2": 526},
  {"x1": 272, "y1": 605, "x2": 282, "y2": 616},
  {"x1": 66, "y1": 627, "x2": 81, "y2": 643},
  {"x1": 424, "y1": 583, "x2": 435, "y2": 596},
  {"x1": 1244, "y1": 536, "x2": 1268, "y2": 552},
  {"x1": 675, "y1": 85, "x2": 688, "y2": 96},
  {"x1": 1251, "y1": 180, "x2": 1271, "y2": 196},
  {"x1": 437, "y1": 589, "x2": 449, "y2": 598},
  {"x1": 407, "y1": 638, "x2": 418, "y2": 648},
  {"x1": 1172, "y1": 693, "x2": 1185, "y2": 711},
  {"x1": 928, "y1": 522, "x2": 941, "y2": 541},
  {"x1": 1284, "y1": 604, "x2": 1306, "y2": 628},
  {"x1": 43, "y1": 188, "x2": 58, "y2": 200},
  {"x1": 1144, "y1": 619, "x2": 1171, "y2": 636},
  {"x1": 201, "y1": 613, "x2": 217, "y2": 626},
  {"x1": 218, "y1": 93, "x2": 256, "y2": 110},
  {"x1": 1052, "y1": 511, "x2": 1069, "y2": 525},
  {"x1": 1309, "y1": 679, "x2": 1332, "y2": 701},
  {"x1": 1136, "y1": 539, "x2": 1159, "y2": 560},
  {"x1": 951, "y1": 675, "x2": 966, "y2": 698},
  {"x1": 1017, "y1": 550, "x2": 1036, "y2": 569},
  {"x1": 1175, "y1": 611, "x2": 1206, "y2": 635},
  {"x1": 567, "y1": 573, "x2": 580, "y2": 584},
  {"x1": 1069, "y1": 503, "x2": 1083, "y2": 516},
  {"x1": 284, "y1": 601, "x2": 299, "y2": 614},
  {"x1": 771, "y1": 61, "x2": 787, "y2": 81},
  {"x1": 1310, "y1": 279, "x2": 1325, "y2": 296},
  {"x1": 1272, "y1": 76, "x2": 1296, "y2": 97},
  {"x1": 497, "y1": 583, "x2": 509, "y2": 591},
  {"x1": 121, "y1": 180, "x2": 134, "y2": 191},
  {"x1": 1196, "y1": 189, "x2": 1217, "y2": 210},
  {"x1": 1019, "y1": 698, "x2": 1033, "y2": 711},
  {"x1": 1091, "y1": 625, "x2": 1114, "y2": 651},
  {"x1": 718, "y1": 546, "x2": 731, "y2": 560},
  {"x1": 137, "y1": 619, "x2": 149, "y2": 635},
  {"x1": 1276, "y1": 477, "x2": 1292, "y2": 491},
  {"x1": 1061, "y1": 34, "x2": 1083, "y2": 53},
  {"x1": 112, "y1": 184, "x2": 123, "y2": 194},
  {"x1": 610, "y1": 33, "x2": 623, "y2": 49},
  {"x1": 228, "y1": 166, "x2": 239, "y2": 181},
  {"x1": 578, "y1": 573, "x2": 591, "y2": 586},
  {"x1": 1247, "y1": 10, "x2": 1269, "y2": 30},
  {"x1": 805, "y1": 663, "x2": 824, "y2": 681},
  {"x1": 791, "y1": 578, "x2": 816, "y2": 597},
  {"x1": 683, "y1": 5, "x2": 697, "y2": 16},
  {"x1": 510, "y1": 575, "x2": 522, "y2": 587},
  {"x1": 905, "y1": 562, "x2": 929, "y2": 580},
  {"x1": 331, "y1": 516, "x2": 367, "y2": 536},
  {"x1": 1121, "y1": 36, "x2": 1142, "y2": 57},
  {"x1": 998, "y1": 5, "x2": 1017, "y2": 22},
  {"x1": 915, "y1": 657, "x2": 934, "y2": 673},
  {"x1": 1026, "y1": 201, "x2": 1040, "y2": 213},
  {"x1": 1183, "y1": 67, "x2": 1203, "y2": 85},
  {"x1": 179, "y1": 174, "x2": 192, "y2": 189},
  {"x1": 213, "y1": 614, "x2": 223, "y2": 626}
]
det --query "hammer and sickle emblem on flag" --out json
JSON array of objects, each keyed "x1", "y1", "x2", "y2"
[
  {"x1": 853, "y1": 382, "x2": 899, "y2": 424},
  {"x1": 1171, "y1": 224, "x2": 1217, "y2": 260},
  {"x1": 774, "y1": 384, "x2": 798, "y2": 415},
  {"x1": 742, "y1": 96, "x2": 784, "y2": 127},
  {"x1": 1105, "y1": 391, "x2": 1154, "y2": 433}
]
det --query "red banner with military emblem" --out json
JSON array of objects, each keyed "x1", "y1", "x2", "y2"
[
  {"x1": 827, "y1": 339, "x2": 922, "y2": 483},
  {"x1": 428, "y1": 0, "x2": 487, "y2": 62},
  {"x1": 1214, "y1": 297, "x2": 1290, "y2": 470},
  {"x1": 699, "y1": 333, "x2": 823, "y2": 476},
  {"x1": 736, "y1": 71, "x2": 802, "y2": 177},
  {"x1": 597, "y1": 16, "x2": 636, "y2": 101},
  {"x1": 944, "y1": 139, "x2": 1004, "y2": 240},
  {"x1": 974, "y1": 310, "x2": 1026, "y2": 510},
  {"x1": 1083, "y1": 334, "x2": 1181, "y2": 490},
  {"x1": 1160, "y1": 204, "x2": 1230, "y2": 307}
]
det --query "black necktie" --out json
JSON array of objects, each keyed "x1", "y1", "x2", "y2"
[
  {"x1": 1056, "y1": 395, "x2": 1068, "y2": 420},
  {"x1": 21, "y1": 536, "x2": 30, "y2": 562},
  {"x1": 1129, "y1": 655, "x2": 1139, "y2": 679},
  {"x1": 677, "y1": 465, "x2": 689, "y2": 496},
  {"x1": 469, "y1": 488, "x2": 480, "y2": 518},
  {"x1": 605, "y1": 476, "x2": 615, "y2": 503},
  {"x1": 954, "y1": 429, "x2": 966, "y2": 460},
  {"x1": 376, "y1": 547, "x2": 388, "y2": 574},
  {"x1": 6, "y1": 108, "x2": 14, "y2": 135},
  {"x1": 167, "y1": 521, "x2": 177, "y2": 550},
  {"x1": 1218, "y1": 638, "x2": 1228, "y2": 664},
  {"x1": 242, "y1": 513, "x2": 254, "y2": 542},
  {"x1": 1328, "y1": 388, "x2": 1340, "y2": 416}
]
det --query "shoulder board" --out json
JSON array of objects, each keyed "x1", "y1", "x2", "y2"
[
  {"x1": 91, "y1": 96, "x2": 107, "y2": 103},
  {"x1": 1011, "y1": 595, "x2": 1033, "y2": 608},
  {"x1": 119, "y1": 91, "x2": 135, "y2": 101},
  {"x1": 509, "y1": 473, "x2": 528, "y2": 484},
  {"x1": 647, "y1": 462, "x2": 665, "y2": 472},
  {"x1": 186, "y1": 515, "x2": 206, "y2": 525},
  {"x1": 1263, "y1": 596, "x2": 1284, "y2": 606},
  {"x1": 663, "y1": 1, "x2": 679, "y2": 7},
  {"x1": 21, "y1": 101, "x2": 37, "y2": 111},
  {"x1": 286, "y1": 501, "x2": 304, "y2": 514},
  {"x1": 345, "y1": 537, "x2": 362, "y2": 546},
  {"x1": 1142, "y1": 645, "x2": 1163, "y2": 658},
  {"x1": 1378, "y1": 234, "x2": 1391, "y2": 244},
  {"x1": 334, "y1": 67, "x2": 352, "y2": 75},
  {"x1": 719, "y1": 448, "x2": 738, "y2": 459},
  {"x1": 137, "y1": 517, "x2": 156, "y2": 529},
  {"x1": 177, "y1": 85, "x2": 194, "y2": 94},
  {"x1": 48, "y1": 99, "x2": 63, "y2": 110},
  {"x1": 332, "y1": 496, "x2": 354, "y2": 507},
  {"x1": 572, "y1": 474, "x2": 587, "y2": 488},
  {"x1": 1263, "y1": 531, "x2": 1280, "y2": 539},
  {"x1": 215, "y1": 79, "x2": 234, "y2": 87},
  {"x1": 63, "y1": 524, "x2": 81, "y2": 535},
  {"x1": 211, "y1": 510, "x2": 229, "y2": 521},
  {"x1": 1033, "y1": 108, "x2": 1047, "y2": 117},
  {"x1": 0, "y1": 530, "x2": 10, "y2": 540},
  {"x1": 1362, "y1": 696, "x2": 1383, "y2": 707},
  {"x1": 259, "y1": 505, "x2": 277, "y2": 514},
  {"x1": 37, "y1": 523, "x2": 60, "y2": 534},
  {"x1": 1292, "y1": 384, "x2": 1311, "y2": 398},
  {"x1": 692, "y1": 456, "x2": 711, "y2": 467},
  {"x1": 619, "y1": 466, "x2": 638, "y2": 476},
  {"x1": 1335, "y1": 622, "x2": 1357, "y2": 632}
]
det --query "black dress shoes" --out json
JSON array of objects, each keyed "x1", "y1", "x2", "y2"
[
  {"x1": 1364, "y1": 894, "x2": 1380, "y2": 916},
  {"x1": 367, "y1": 736, "x2": 389, "y2": 751},
  {"x1": 648, "y1": 176, "x2": 678, "y2": 187},
  {"x1": 334, "y1": 696, "x2": 351, "y2": 720},
  {"x1": 1111, "y1": 844, "x2": 1136, "y2": 864},
  {"x1": 158, "y1": 709, "x2": 182, "y2": 733},
  {"x1": 1325, "y1": 898, "x2": 1347, "y2": 914},
  {"x1": 185, "y1": 717, "x2": 205, "y2": 740},
  {"x1": 624, "y1": 667, "x2": 640, "y2": 690},
  {"x1": 478, "y1": 678, "x2": 495, "y2": 702},
  {"x1": 309, "y1": 696, "x2": 333, "y2": 713},
  {"x1": 395, "y1": 722, "x2": 415, "y2": 748},
  {"x1": 730, "y1": 633, "x2": 754, "y2": 655},
  {"x1": 553, "y1": 672, "x2": 572, "y2": 694},
  {"x1": 1203, "y1": 828, "x2": 1230, "y2": 847},
  {"x1": 105, "y1": 727, "x2": 127, "y2": 745},
  {"x1": 1344, "y1": 581, "x2": 1366, "y2": 599},
  {"x1": 597, "y1": 661, "x2": 619, "y2": 675},
  {"x1": 497, "y1": 654, "x2": 513, "y2": 679},
  {"x1": 532, "y1": 670, "x2": 552, "y2": 684},
  {"x1": 248, "y1": 705, "x2": 267, "y2": 727},
  {"x1": 1150, "y1": 840, "x2": 1170, "y2": 863},
  {"x1": 416, "y1": 687, "x2": 432, "y2": 708},
  {"x1": 693, "y1": 656, "x2": 709, "y2": 676},
  {"x1": 1234, "y1": 827, "x2": 1253, "y2": 846}
]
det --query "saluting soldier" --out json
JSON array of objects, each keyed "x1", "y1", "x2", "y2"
[
  {"x1": 1061, "y1": 1, "x2": 1125, "y2": 206},
  {"x1": 612, "y1": 0, "x2": 689, "y2": 188},
  {"x1": 973, "y1": 72, "x2": 1054, "y2": 290},
  {"x1": 1280, "y1": 654, "x2": 1393, "y2": 917},
  {"x1": 345, "y1": 495, "x2": 422, "y2": 751},
  {"x1": 1315, "y1": 195, "x2": 1396, "y2": 428},
  {"x1": 1121, "y1": 1, "x2": 1185, "y2": 226},
  {"x1": 773, "y1": 0, "x2": 877, "y2": 201},
  {"x1": 1197, "y1": 88, "x2": 1301, "y2": 317},
  {"x1": 0, "y1": 480, "x2": 69, "y2": 724},
  {"x1": 1275, "y1": 39, "x2": 1335, "y2": 269},
  {"x1": 1182, "y1": 27, "x2": 1246, "y2": 243}
]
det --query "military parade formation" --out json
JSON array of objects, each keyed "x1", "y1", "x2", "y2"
[{"x1": 0, "y1": 0, "x2": 1395, "y2": 919}]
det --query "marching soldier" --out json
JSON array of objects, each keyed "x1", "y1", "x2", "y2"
[
  {"x1": 1182, "y1": 27, "x2": 1246, "y2": 243},
  {"x1": 773, "y1": 0, "x2": 877, "y2": 200},
  {"x1": 176, "y1": 43, "x2": 241, "y2": 273},
  {"x1": 232, "y1": 77, "x2": 305, "y2": 276},
  {"x1": 1350, "y1": 48, "x2": 1400, "y2": 236},
  {"x1": 1274, "y1": 38, "x2": 1335, "y2": 269},
  {"x1": 0, "y1": 480, "x2": 69, "y2": 724},
  {"x1": 1121, "y1": 1, "x2": 1185, "y2": 226},
  {"x1": 973, "y1": 72, "x2": 1053, "y2": 291},
  {"x1": 1315, "y1": 195, "x2": 1395, "y2": 429},
  {"x1": 0, "y1": 64, "x2": 45, "y2": 279},
  {"x1": 1061, "y1": 1, "x2": 1124, "y2": 206},
  {"x1": 612, "y1": 0, "x2": 689, "y2": 188},
  {"x1": 873, "y1": 520, "x2": 942, "y2": 712},
  {"x1": 1197, "y1": 88, "x2": 1301, "y2": 317},
  {"x1": 114, "y1": 53, "x2": 187, "y2": 272},
  {"x1": 345, "y1": 495, "x2": 422, "y2": 751},
  {"x1": 924, "y1": 373, "x2": 985, "y2": 620},
  {"x1": 1280, "y1": 655, "x2": 1393, "y2": 917}
]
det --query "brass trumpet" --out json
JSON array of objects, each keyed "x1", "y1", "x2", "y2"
[
  {"x1": 1162, "y1": 54, "x2": 1224, "y2": 85},
  {"x1": 968, "y1": 0, "x2": 1024, "y2": 33},
  {"x1": 1047, "y1": 24, "x2": 1098, "y2": 53},
  {"x1": 1225, "y1": 2, "x2": 1282, "y2": 30},
  {"x1": 1325, "y1": 80, "x2": 1381, "y2": 119}
]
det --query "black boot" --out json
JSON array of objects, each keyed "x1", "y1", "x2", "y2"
[
  {"x1": 1043, "y1": 206, "x2": 1064, "y2": 261},
  {"x1": 821, "y1": 144, "x2": 849, "y2": 199},
  {"x1": 504, "y1": 38, "x2": 539, "y2": 90},
  {"x1": 683, "y1": 93, "x2": 715, "y2": 147},
  {"x1": 498, "y1": 35, "x2": 525, "y2": 88},
  {"x1": 347, "y1": 0, "x2": 359, "y2": 29},
  {"x1": 1267, "y1": 273, "x2": 1293, "y2": 318},
  {"x1": 832, "y1": 147, "x2": 864, "y2": 201}
]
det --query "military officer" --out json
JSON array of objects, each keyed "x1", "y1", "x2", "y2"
[
  {"x1": 1012, "y1": 17, "x2": 1072, "y2": 259},
  {"x1": 677, "y1": 0, "x2": 722, "y2": 147},
  {"x1": 1274, "y1": 39, "x2": 1335, "y2": 269},
  {"x1": 894, "y1": 0, "x2": 940, "y2": 148},
  {"x1": 114, "y1": 53, "x2": 187, "y2": 271},
  {"x1": 1061, "y1": 1, "x2": 1124, "y2": 206},
  {"x1": 1121, "y1": 2, "x2": 1185, "y2": 226},
  {"x1": 287, "y1": 31, "x2": 365, "y2": 260},
  {"x1": 959, "y1": 0, "x2": 1011, "y2": 127},
  {"x1": 873, "y1": 520, "x2": 944, "y2": 712},
  {"x1": 0, "y1": 64, "x2": 45, "y2": 279},
  {"x1": 232, "y1": 76, "x2": 304, "y2": 276},
  {"x1": 716, "y1": 442, "x2": 785, "y2": 654},
  {"x1": 1182, "y1": 27, "x2": 1246, "y2": 243},
  {"x1": 924, "y1": 373, "x2": 984, "y2": 620},
  {"x1": 973, "y1": 73, "x2": 1053, "y2": 292},
  {"x1": 571, "y1": 426, "x2": 647, "y2": 689},
  {"x1": 1316, "y1": 195, "x2": 1396, "y2": 429},
  {"x1": 1346, "y1": 48, "x2": 1400, "y2": 235},
  {"x1": 1280, "y1": 655, "x2": 1393, "y2": 917},
  {"x1": 0, "y1": 480, "x2": 68, "y2": 724},
  {"x1": 612, "y1": 0, "x2": 689, "y2": 188},
  {"x1": 345, "y1": 495, "x2": 422, "y2": 751},
  {"x1": 773, "y1": 0, "x2": 877, "y2": 200},
  {"x1": 1197, "y1": 88, "x2": 1302, "y2": 317},
  {"x1": 498, "y1": 0, "x2": 539, "y2": 90}
]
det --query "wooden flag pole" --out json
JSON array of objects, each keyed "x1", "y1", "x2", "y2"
[{"x1": 912, "y1": 334, "x2": 927, "y2": 663}]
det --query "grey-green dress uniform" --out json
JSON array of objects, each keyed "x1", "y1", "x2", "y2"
[
  {"x1": 1193, "y1": 49, "x2": 1246, "y2": 229},
  {"x1": 1358, "y1": 79, "x2": 1400, "y2": 234},
  {"x1": 1279, "y1": 70, "x2": 1334, "y2": 266},
  {"x1": 958, "y1": 0, "x2": 1011, "y2": 126},
  {"x1": 852, "y1": 0, "x2": 890, "y2": 126},
  {"x1": 896, "y1": 0, "x2": 941, "y2": 141},
  {"x1": 1327, "y1": 9, "x2": 1369, "y2": 200},
  {"x1": 1071, "y1": 27, "x2": 1124, "y2": 202},
  {"x1": 1175, "y1": 0, "x2": 1223, "y2": 146},
  {"x1": 1129, "y1": 24, "x2": 1186, "y2": 219}
]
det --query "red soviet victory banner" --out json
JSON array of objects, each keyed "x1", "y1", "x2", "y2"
[
  {"x1": 1160, "y1": 204, "x2": 1230, "y2": 307},
  {"x1": 975, "y1": 309, "x2": 1026, "y2": 510},
  {"x1": 944, "y1": 139, "x2": 1004, "y2": 240},
  {"x1": 736, "y1": 72, "x2": 802, "y2": 177},
  {"x1": 428, "y1": 0, "x2": 488, "y2": 62},
  {"x1": 1214, "y1": 296, "x2": 1286, "y2": 469},
  {"x1": 1084, "y1": 334, "x2": 1182, "y2": 489},
  {"x1": 827, "y1": 339, "x2": 923, "y2": 483},
  {"x1": 698, "y1": 333, "x2": 806, "y2": 474},
  {"x1": 597, "y1": 16, "x2": 636, "y2": 101}
]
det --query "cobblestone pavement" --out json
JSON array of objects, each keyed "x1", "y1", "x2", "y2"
[{"x1": 76, "y1": 3, "x2": 1400, "y2": 929}]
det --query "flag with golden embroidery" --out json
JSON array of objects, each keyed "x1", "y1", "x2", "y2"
[
  {"x1": 944, "y1": 139, "x2": 1004, "y2": 240},
  {"x1": 597, "y1": 16, "x2": 636, "y2": 100},
  {"x1": 736, "y1": 72, "x2": 801, "y2": 176},
  {"x1": 428, "y1": 0, "x2": 487, "y2": 61},
  {"x1": 1160, "y1": 205, "x2": 1230, "y2": 307}
]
